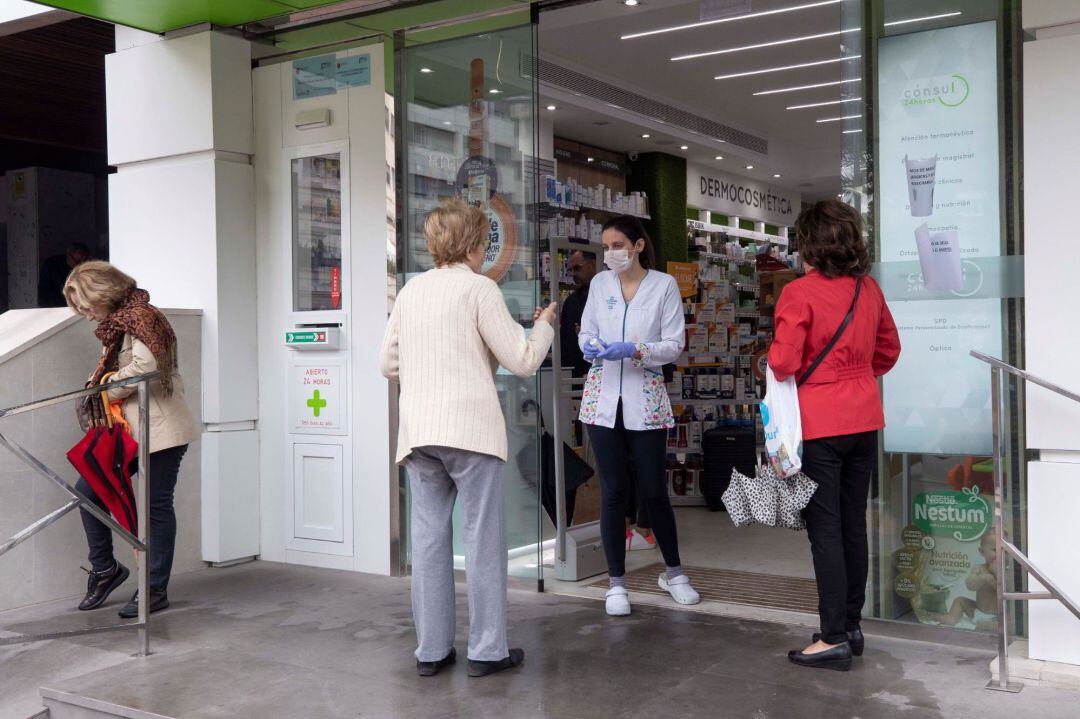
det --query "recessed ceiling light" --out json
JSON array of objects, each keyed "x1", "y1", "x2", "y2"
[
  {"x1": 885, "y1": 11, "x2": 961, "y2": 27},
  {"x1": 715, "y1": 55, "x2": 860, "y2": 81},
  {"x1": 837, "y1": 193, "x2": 843, "y2": 198},
  {"x1": 673, "y1": 28, "x2": 859, "y2": 62},
  {"x1": 773, "y1": 173, "x2": 782, "y2": 178},
  {"x1": 681, "y1": 145, "x2": 689, "y2": 150},
  {"x1": 622, "y1": 0, "x2": 841, "y2": 40},
  {"x1": 489, "y1": 88, "x2": 502, "y2": 94},
  {"x1": 623, "y1": 0, "x2": 640, "y2": 6},
  {"x1": 715, "y1": 155, "x2": 724, "y2": 160},
  {"x1": 546, "y1": 104, "x2": 557, "y2": 111},
  {"x1": 419, "y1": 67, "x2": 433, "y2": 74},
  {"x1": 755, "y1": 78, "x2": 862, "y2": 96},
  {"x1": 816, "y1": 114, "x2": 862, "y2": 123},
  {"x1": 745, "y1": 165, "x2": 754, "y2": 170},
  {"x1": 443, "y1": 121, "x2": 453, "y2": 126},
  {"x1": 641, "y1": 133, "x2": 651, "y2": 138},
  {"x1": 787, "y1": 97, "x2": 863, "y2": 110},
  {"x1": 587, "y1": 157, "x2": 595, "y2": 162}
]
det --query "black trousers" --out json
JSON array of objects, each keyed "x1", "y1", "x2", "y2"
[
  {"x1": 586, "y1": 403, "x2": 680, "y2": 577},
  {"x1": 77, "y1": 444, "x2": 188, "y2": 592},
  {"x1": 800, "y1": 431, "x2": 876, "y2": 644}
]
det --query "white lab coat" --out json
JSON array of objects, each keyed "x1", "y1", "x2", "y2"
[{"x1": 577, "y1": 269, "x2": 685, "y2": 430}]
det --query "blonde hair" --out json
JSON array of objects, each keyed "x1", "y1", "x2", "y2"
[
  {"x1": 424, "y1": 197, "x2": 489, "y2": 267},
  {"x1": 64, "y1": 261, "x2": 137, "y2": 315}
]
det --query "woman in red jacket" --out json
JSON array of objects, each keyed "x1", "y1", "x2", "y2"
[{"x1": 768, "y1": 200, "x2": 901, "y2": 671}]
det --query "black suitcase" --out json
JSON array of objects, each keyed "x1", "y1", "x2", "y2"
[{"x1": 702, "y1": 426, "x2": 758, "y2": 512}]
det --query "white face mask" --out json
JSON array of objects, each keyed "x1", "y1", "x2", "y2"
[{"x1": 604, "y1": 249, "x2": 632, "y2": 274}]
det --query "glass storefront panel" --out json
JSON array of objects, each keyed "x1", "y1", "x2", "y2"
[
  {"x1": 397, "y1": 23, "x2": 543, "y2": 583},
  {"x1": 863, "y1": 0, "x2": 1024, "y2": 634},
  {"x1": 292, "y1": 153, "x2": 344, "y2": 312}
]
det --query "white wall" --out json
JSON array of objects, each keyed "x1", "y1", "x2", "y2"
[
  {"x1": 1022, "y1": 3, "x2": 1080, "y2": 666},
  {"x1": 254, "y1": 44, "x2": 394, "y2": 575},
  {"x1": 107, "y1": 29, "x2": 260, "y2": 564}
]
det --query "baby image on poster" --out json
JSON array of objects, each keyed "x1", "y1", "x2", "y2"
[{"x1": 915, "y1": 532, "x2": 999, "y2": 633}]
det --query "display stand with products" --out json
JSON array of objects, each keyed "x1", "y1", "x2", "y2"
[{"x1": 663, "y1": 211, "x2": 801, "y2": 505}]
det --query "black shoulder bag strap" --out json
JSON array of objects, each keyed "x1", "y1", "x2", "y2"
[{"x1": 797, "y1": 275, "x2": 863, "y2": 386}]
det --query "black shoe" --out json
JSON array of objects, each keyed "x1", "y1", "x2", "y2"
[
  {"x1": 788, "y1": 642, "x2": 852, "y2": 671},
  {"x1": 77, "y1": 562, "x2": 130, "y2": 611},
  {"x1": 118, "y1": 589, "x2": 169, "y2": 619},
  {"x1": 417, "y1": 648, "x2": 457, "y2": 677},
  {"x1": 813, "y1": 628, "x2": 864, "y2": 656},
  {"x1": 467, "y1": 648, "x2": 525, "y2": 677}
]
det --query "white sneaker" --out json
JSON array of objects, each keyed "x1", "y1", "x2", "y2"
[
  {"x1": 658, "y1": 573, "x2": 700, "y2": 605},
  {"x1": 605, "y1": 586, "x2": 631, "y2": 616},
  {"x1": 626, "y1": 528, "x2": 657, "y2": 552}
]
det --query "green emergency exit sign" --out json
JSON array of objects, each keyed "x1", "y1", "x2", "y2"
[{"x1": 286, "y1": 330, "x2": 327, "y2": 344}]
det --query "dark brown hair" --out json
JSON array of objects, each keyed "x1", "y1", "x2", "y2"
[
  {"x1": 794, "y1": 199, "x2": 869, "y2": 277},
  {"x1": 601, "y1": 215, "x2": 655, "y2": 270}
]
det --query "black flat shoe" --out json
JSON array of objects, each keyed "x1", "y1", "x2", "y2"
[
  {"x1": 467, "y1": 648, "x2": 525, "y2": 677},
  {"x1": 788, "y1": 643, "x2": 852, "y2": 672},
  {"x1": 813, "y1": 628, "x2": 864, "y2": 656},
  {"x1": 417, "y1": 648, "x2": 457, "y2": 677},
  {"x1": 78, "y1": 562, "x2": 129, "y2": 611},
  {"x1": 118, "y1": 589, "x2": 169, "y2": 619}
]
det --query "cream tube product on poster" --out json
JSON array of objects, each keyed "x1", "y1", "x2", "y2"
[
  {"x1": 915, "y1": 223, "x2": 963, "y2": 291},
  {"x1": 905, "y1": 155, "x2": 938, "y2": 217}
]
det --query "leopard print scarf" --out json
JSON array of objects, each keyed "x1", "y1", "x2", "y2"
[{"x1": 92, "y1": 288, "x2": 177, "y2": 397}]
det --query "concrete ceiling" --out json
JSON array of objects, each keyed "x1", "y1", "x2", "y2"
[{"x1": 538, "y1": 0, "x2": 860, "y2": 200}]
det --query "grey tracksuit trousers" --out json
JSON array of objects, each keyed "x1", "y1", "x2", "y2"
[{"x1": 405, "y1": 445, "x2": 508, "y2": 662}]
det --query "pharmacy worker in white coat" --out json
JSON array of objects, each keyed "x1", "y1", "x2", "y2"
[{"x1": 578, "y1": 215, "x2": 700, "y2": 616}]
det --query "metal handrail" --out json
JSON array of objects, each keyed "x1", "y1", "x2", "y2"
[
  {"x1": 970, "y1": 351, "x2": 1080, "y2": 693},
  {"x1": 0, "y1": 371, "x2": 160, "y2": 656}
]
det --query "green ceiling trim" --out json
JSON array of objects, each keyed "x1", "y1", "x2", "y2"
[{"x1": 30, "y1": 0, "x2": 348, "y2": 34}]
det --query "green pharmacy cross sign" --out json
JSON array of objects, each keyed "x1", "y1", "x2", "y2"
[{"x1": 306, "y1": 389, "x2": 328, "y2": 417}]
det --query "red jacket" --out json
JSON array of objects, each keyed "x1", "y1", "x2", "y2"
[{"x1": 767, "y1": 271, "x2": 901, "y2": 441}]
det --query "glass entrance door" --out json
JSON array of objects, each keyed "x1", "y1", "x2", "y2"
[{"x1": 396, "y1": 21, "x2": 544, "y2": 584}]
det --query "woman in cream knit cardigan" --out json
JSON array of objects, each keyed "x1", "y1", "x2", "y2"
[{"x1": 379, "y1": 198, "x2": 556, "y2": 679}]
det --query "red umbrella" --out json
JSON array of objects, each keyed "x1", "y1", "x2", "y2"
[{"x1": 67, "y1": 381, "x2": 140, "y2": 535}]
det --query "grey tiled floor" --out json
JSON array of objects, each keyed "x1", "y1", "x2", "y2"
[{"x1": 0, "y1": 561, "x2": 1075, "y2": 719}]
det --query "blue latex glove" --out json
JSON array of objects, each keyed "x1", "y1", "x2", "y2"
[
  {"x1": 583, "y1": 338, "x2": 606, "y2": 362},
  {"x1": 597, "y1": 341, "x2": 637, "y2": 361}
]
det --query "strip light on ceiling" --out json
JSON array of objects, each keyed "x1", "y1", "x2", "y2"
[
  {"x1": 885, "y1": 11, "x2": 961, "y2": 27},
  {"x1": 842, "y1": 129, "x2": 863, "y2": 134},
  {"x1": 754, "y1": 77, "x2": 861, "y2": 96},
  {"x1": 622, "y1": 0, "x2": 842, "y2": 41},
  {"x1": 673, "y1": 28, "x2": 859, "y2": 62},
  {"x1": 787, "y1": 97, "x2": 862, "y2": 110},
  {"x1": 816, "y1": 114, "x2": 862, "y2": 123},
  {"x1": 715, "y1": 55, "x2": 860, "y2": 81}
]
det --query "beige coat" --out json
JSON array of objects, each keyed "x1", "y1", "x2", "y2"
[
  {"x1": 379, "y1": 264, "x2": 554, "y2": 464},
  {"x1": 103, "y1": 334, "x2": 198, "y2": 453}
]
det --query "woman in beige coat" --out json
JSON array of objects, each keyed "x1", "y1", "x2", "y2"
[
  {"x1": 64, "y1": 261, "x2": 197, "y2": 618},
  {"x1": 379, "y1": 198, "x2": 556, "y2": 678}
]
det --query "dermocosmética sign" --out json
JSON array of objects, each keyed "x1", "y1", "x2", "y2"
[{"x1": 686, "y1": 163, "x2": 800, "y2": 227}]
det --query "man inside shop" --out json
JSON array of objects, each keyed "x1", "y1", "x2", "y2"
[{"x1": 560, "y1": 249, "x2": 597, "y2": 378}]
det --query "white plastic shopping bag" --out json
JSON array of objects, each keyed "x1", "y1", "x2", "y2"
[{"x1": 761, "y1": 366, "x2": 803, "y2": 479}]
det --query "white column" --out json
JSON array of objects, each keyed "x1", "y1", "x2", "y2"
[
  {"x1": 1022, "y1": 3, "x2": 1080, "y2": 667},
  {"x1": 106, "y1": 29, "x2": 259, "y2": 564}
]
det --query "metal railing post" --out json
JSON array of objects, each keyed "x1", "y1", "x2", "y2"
[
  {"x1": 136, "y1": 380, "x2": 151, "y2": 657},
  {"x1": 970, "y1": 351, "x2": 1080, "y2": 693},
  {"x1": 987, "y1": 365, "x2": 1020, "y2": 692},
  {"x1": 0, "y1": 372, "x2": 160, "y2": 651}
]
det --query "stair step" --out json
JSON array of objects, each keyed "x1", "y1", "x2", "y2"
[{"x1": 40, "y1": 689, "x2": 175, "y2": 719}]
